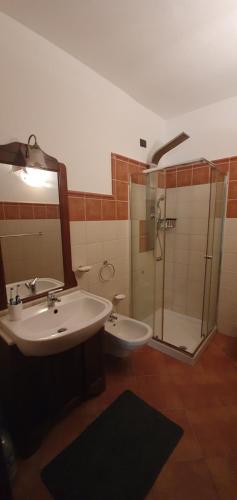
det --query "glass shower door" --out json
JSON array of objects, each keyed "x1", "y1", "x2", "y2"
[
  {"x1": 130, "y1": 161, "x2": 226, "y2": 357},
  {"x1": 152, "y1": 171, "x2": 165, "y2": 341},
  {"x1": 130, "y1": 173, "x2": 155, "y2": 329},
  {"x1": 161, "y1": 166, "x2": 210, "y2": 354},
  {"x1": 202, "y1": 167, "x2": 226, "y2": 337},
  {"x1": 130, "y1": 170, "x2": 165, "y2": 340}
]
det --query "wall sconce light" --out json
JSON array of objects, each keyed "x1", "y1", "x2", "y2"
[
  {"x1": 25, "y1": 134, "x2": 47, "y2": 169},
  {"x1": 11, "y1": 134, "x2": 50, "y2": 187}
]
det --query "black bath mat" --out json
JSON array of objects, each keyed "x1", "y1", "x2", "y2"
[{"x1": 41, "y1": 390, "x2": 183, "y2": 500}]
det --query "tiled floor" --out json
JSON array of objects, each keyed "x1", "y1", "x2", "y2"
[{"x1": 12, "y1": 332, "x2": 237, "y2": 500}]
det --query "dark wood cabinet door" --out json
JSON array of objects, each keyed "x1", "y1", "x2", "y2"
[
  {"x1": 0, "y1": 439, "x2": 13, "y2": 500},
  {"x1": 0, "y1": 329, "x2": 106, "y2": 458},
  {"x1": 82, "y1": 329, "x2": 105, "y2": 397}
]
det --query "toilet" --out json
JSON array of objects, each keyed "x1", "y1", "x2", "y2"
[{"x1": 104, "y1": 313, "x2": 152, "y2": 358}]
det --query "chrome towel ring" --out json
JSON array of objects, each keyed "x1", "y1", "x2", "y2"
[{"x1": 99, "y1": 260, "x2": 115, "y2": 282}]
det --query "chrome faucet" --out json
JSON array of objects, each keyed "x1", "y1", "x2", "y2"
[
  {"x1": 108, "y1": 312, "x2": 118, "y2": 322},
  {"x1": 47, "y1": 288, "x2": 63, "y2": 308},
  {"x1": 25, "y1": 277, "x2": 39, "y2": 293}
]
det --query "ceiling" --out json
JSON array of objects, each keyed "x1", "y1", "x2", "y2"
[{"x1": 1, "y1": 0, "x2": 237, "y2": 118}]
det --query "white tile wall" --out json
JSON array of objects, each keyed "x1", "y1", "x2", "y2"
[
  {"x1": 164, "y1": 184, "x2": 209, "y2": 319},
  {"x1": 130, "y1": 184, "x2": 146, "y2": 220},
  {"x1": 128, "y1": 176, "x2": 236, "y2": 339},
  {"x1": 218, "y1": 218, "x2": 237, "y2": 337},
  {"x1": 130, "y1": 180, "x2": 232, "y2": 337},
  {"x1": 70, "y1": 220, "x2": 130, "y2": 315}
]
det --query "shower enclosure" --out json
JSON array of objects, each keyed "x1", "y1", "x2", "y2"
[{"x1": 130, "y1": 159, "x2": 226, "y2": 360}]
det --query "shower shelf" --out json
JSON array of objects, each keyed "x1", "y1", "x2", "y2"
[{"x1": 159, "y1": 218, "x2": 176, "y2": 230}]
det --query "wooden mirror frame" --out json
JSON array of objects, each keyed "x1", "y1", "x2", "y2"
[{"x1": 0, "y1": 140, "x2": 77, "y2": 310}]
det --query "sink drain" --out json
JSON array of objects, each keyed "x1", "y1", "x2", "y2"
[
  {"x1": 57, "y1": 327, "x2": 67, "y2": 333},
  {"x1": 179, "y1": 345, "x2": 187, "y2": 351}
]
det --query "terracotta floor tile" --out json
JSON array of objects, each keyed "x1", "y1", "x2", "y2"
[
  {"x1": 11, "y1": 333, "x2": 237, "y2": 500},
  {"x1": 106, "y1": 375, "x2": 138, "y2": 395},
  {"x1": 206, "y1": 456, "x2": 237, "y2": 500},
  {"x1": 217, "y1": 380, "x2": 237, "y2": 405},
  {"x1": 146, "y1": 459, "x2": 218, "y2": 500},
  {"x1": 225, "y1": 404, "x2": 237, "y2": 451},
  {"x1": 186, "y1": 406, "x2": 237, "y2": 457},
  {"x1": 199, "y1": 344, "x2": 237, "y2": 384},
  {"x1": 168, "y1": 359, "x2": 208, "y2": 386},
  {"x1": 160, "y1": 409, "x2": 203, "y2": 462},
  {"x1": 179, "y1": 382, "x2": 223, "y2": 409},
  {"x1": 88, "y1": 378, "x2": 139, "y2": 412},
  {"x1": 214, "y1": 331, "x2": 237, "y2": 351},
  {"x1": 200, "y1": 348, "x2": 234, "y2": 371},
  {"x1": 29, "y1": 406, "x2": 99, "y2": 470},
  {"x1": 131, "y1": 346, "x2": 171, "y2": 377},
  {"x1": 136, "y1": 376, "x2": 184, "y2": 410},
  {"x1": 105, "y1": 353, "x2": 134, "y2": 378}
]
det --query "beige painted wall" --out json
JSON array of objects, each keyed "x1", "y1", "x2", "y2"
[{"x1": 0, "y1": 12, "x2": 166, "y2": 195}]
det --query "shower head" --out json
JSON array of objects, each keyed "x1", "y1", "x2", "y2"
[
  {"x1": 143, "y1": 132, "x2": 190, "y2": 174},
  {"x1": 151, "y1": 132, "x2": 190, "y2": 165},
  {"x1": 150, "y1": 193, "x2": 165, "y2": 220}
]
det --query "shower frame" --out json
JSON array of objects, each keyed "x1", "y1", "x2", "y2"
[{"x1": 130, "y1": 158, "x2": 227, "y2": 363}]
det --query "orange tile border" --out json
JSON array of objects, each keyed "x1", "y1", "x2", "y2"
[
  {"x1": 227, "y1": 200, "x2": 237, "y2": 218},
  {"x1": 229, "y1": 160, "x2": 237, "y2": 180},
  {"x1": 116, "y1": 159, "x2": 129, "y2": 182},
  {"x1": 68, "y1": 197, "x2": 85, "y2": 221},
  {"x1": 4, "y1": 202, "x2": 20, "y2": 220},
  {"x1": 102, "y1": 200, "x2": 116, "y2": 220},
  {"x1": 214, "y1": 162, "x2": 229, "y2": 175},
  {"x1": 192, "y1": 166, "x2": 210, "y2": 185},
  {"x1": 116, "y1": 181, "x2": 128, "y2": 201},
  {"x1": 228, "y1": 180, "x2": 237, "y2": 200},
  {"x1": 67, "y1": 152, "x2": 237, "y2": 221},
  {"x1": 177, "y1": 168, "x2": 192, "y2": 187},
  {"x1": 0, "y1": 202, "x2": 59, "y2": 220},
  {"x1": 0, "y1": 202, "x2": 4, "y2": 220},
  {"x1": 1, "y1": 153, "x2": 236, "y2": 224},
  {"x1": 33, "y1": 204, "x2": 47, "y2": 219},
  {"x1": 67, "y1": 153, "x2": 146, "y2": 221},
  {"x1": 166, "y1": 171, "x2": 177, "y2": 188},
  {"x1": 45, "y1": 204, "x2": 60, "y2": 219},
  {"x1": 116, "y1": 201, "x2": 128, "y2": 220},
  {"x1": 19, "y1": 203, "x2": 34, "y2": 219},
  {"x1": 85, "y1": 198, "x2": 102, "y2": 221}
]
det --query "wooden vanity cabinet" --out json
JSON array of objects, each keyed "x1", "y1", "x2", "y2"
[{"x1": 0, "y1": 329, "x2": 105, "y2": 458}]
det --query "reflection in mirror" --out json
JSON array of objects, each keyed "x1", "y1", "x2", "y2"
[{"x1": 0, "y1": 164, "x2": 64, "y2": 301}]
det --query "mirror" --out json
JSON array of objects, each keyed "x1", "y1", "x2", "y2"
[{"x1": 0, "y1": 140, "x2": 76, "y2": 309}]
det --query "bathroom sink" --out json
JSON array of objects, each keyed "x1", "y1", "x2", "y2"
[{"x1": 0, "y1": 289, "x2": 112, "y2": 356}]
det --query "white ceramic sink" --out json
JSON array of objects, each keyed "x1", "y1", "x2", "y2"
[{"x1": 0, "y1": 289, "x2": 112, "y2": 356}]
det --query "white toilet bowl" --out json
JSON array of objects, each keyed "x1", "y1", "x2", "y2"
[{"x1": 104, "y1": 313, "x2": 152, "y2": 357}]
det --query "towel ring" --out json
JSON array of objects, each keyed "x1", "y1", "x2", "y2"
[{"x1": 99, "y1": 260, "x2": 115, "y2": 282}]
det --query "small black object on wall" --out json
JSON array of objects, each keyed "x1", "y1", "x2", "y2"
[{"x1": 140, "y1": 138, "x2": 147, "y2": 148}]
